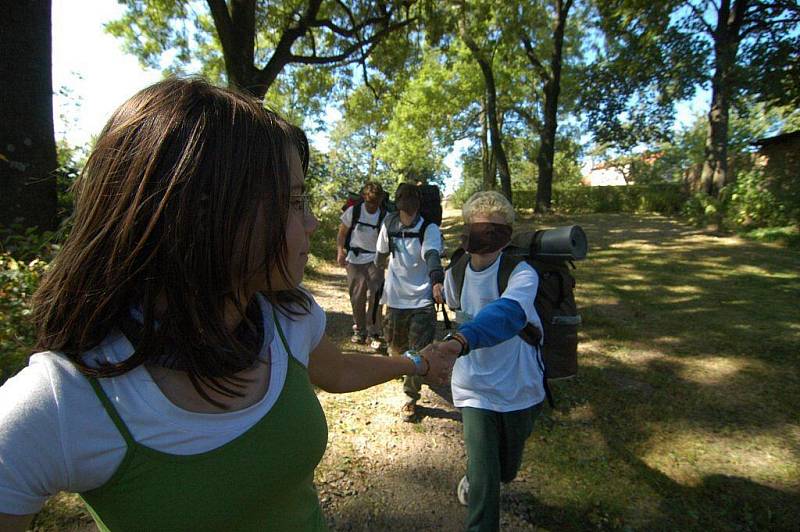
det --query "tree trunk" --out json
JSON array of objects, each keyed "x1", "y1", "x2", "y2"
[
  {"x1": 0, "y1": 0, "x2": 58, "y2": 231},
  {"x1": 480, "y1": 105, "x2": 495, "y2": 190},
  {"x1": 534, "y1": 0, "x2": 571, "y2": 213},
  {"x1": 472, "y1": 58, "x2": 511, "y2": 200},
  {"x1": 484, "y1": 74, "x2": 513, "y2": 202},
  {"x1": 700, "y1": 0, "x2": 746, "y2": 197},
  {"x1": 460, "y1": 12, "x2": 512, "y2": 202},
  {"x1": 207, "y1": 0, "x2": 267, "y2": 97}
]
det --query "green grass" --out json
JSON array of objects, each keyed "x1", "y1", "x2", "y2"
[
  {"x1": 739, "y1": 225, "x2": 800, "y2": 248},
  {"x1": 509, "y1": 212, "x2": 800, "y2": 530}
]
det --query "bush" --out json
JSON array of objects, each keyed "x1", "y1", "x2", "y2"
[
  {"x1": 309, "y1": 208, "x2": 342, "y2": 262},
  {"x1": 681, "y1": 191, "x2": 725, "y2": 228},
  {"x1": 0, "y1": 227, "x2": 61, "y2": 384},
  {"x1": 680, "y1": 166, "x2": 799, "y2": 235},
  {"x1": 727, "y1": 166, "x2": 796, "y2": 228},
  {"x1": 513, "y1": 183, "x2": 688, "y2": 215}
]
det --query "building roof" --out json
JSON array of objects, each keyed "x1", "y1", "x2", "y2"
[{"x1": 752, "y1": 130, "x2": 800, "y2": 147}]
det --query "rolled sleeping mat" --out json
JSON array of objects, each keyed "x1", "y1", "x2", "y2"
[{"x1": 532, "y1": 225, "x2": 588, "y2": 261}]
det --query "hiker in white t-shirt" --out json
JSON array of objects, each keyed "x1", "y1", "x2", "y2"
[
  {"x1": 435, "y1": 190, "x2": 546, "y2": 532},
  {"x1": 337, "y1": 182, "x2": 387, "y2": 350},
  {"x1": 375, "y1": 183, "x2": 446, "y2": 421}
]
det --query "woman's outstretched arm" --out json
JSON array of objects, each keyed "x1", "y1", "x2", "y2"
[{"x1": 308, "y1": 335, "x2": 454, "y2": 393}]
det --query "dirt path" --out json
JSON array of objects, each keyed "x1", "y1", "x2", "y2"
[{"x1": 306, "y1": 260, "x2": 539, "y2": 531}]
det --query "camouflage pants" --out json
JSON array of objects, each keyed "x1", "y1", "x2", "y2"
[{"x1": 384, "y1": 304, "x2": 436, "y2": 401}]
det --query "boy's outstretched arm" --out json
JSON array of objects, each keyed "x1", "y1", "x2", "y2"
[{"x1": 438, "y1": 298, "x2": 528, "y2": 357}]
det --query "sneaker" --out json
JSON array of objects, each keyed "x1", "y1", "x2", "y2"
[
  {"x1": 369, "y1": 336, "x2": 386, "y2": 352},
  {"x1": 401, "y1": 400, "x2": 417, "y2": 422},
  {"x1": 350, "y1": 333, "x2": 366, "y2": 344},
  {"x1": 457, "y1": 475, "x2": 469, "y2": 506}
]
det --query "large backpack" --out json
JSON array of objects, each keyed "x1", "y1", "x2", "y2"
[
  {"x1": 447, "y1": 226, "x2": 587, "y2": 383},
  {"x1": 386, "y1": 182, "x2": 443, "y2": 254},
  {"x1": 418, "y1": 184, "x2": 443, "y2": 226},
  {"x1": 343, "y1": 200, "x2": 388, "y2": 256},
  {"x1": 341, "y1": 191, "x2": 363, "y2": 213},
  {"x1": 395, "y1": 183, "x2": 443, "y2": 226}
]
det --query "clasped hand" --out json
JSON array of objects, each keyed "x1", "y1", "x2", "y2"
[{"x1": 418, "y1": 341, "x2": 459, "y2": 386}]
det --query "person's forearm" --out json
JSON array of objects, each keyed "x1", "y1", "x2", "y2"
[
  {"x1": 319, "y1": 353, "x2": 417, "y2": 393},
  {"x1": 336, "y1": 224, "x2": 348, "y2": 250},
  {"x1": 375, "y1": 251, "x2": 389, "y2": 269},
  {"x1": 425, "y1": 249, "x2": 444, "y2": 284},
  {"x1": 458, "y1": 298, "x2": 527, "y2": 351}
]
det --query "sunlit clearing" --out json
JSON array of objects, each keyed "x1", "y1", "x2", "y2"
[
  {"x1": 676, "y1": 356, "x2": 751, "y2": 385},
  {"x1": 663, "y1": 285, "x2": 704, "y2": 295},
  {"x1": 613, "y1": 240, "x2": 658, "y2": 249},
  {"x1": 642, "y1": 430, "x2": 798, "y2": 488},
  {"x1": 566, "y1": 404, "x2": 597, "y2": 423},
  {"x1": 661, "y1": 295, "x2": 702, "y2": 305}
]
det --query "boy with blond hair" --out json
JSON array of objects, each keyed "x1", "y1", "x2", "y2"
[{"x1": 437, "y1": 190, "x2": 546, "y2": 531}]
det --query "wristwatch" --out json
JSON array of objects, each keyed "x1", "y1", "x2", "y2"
[
  {"x1": 403, "y1": 350, "x2": 428, "y2": 376},
  {"x1": 443, "y1": 332, "x2": 469, "y2": 356}
]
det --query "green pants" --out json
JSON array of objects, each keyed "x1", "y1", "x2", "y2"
[
  {"x1": 461, "y1": 403, "x2": 543, "y2": 532},
  {"x1": 384, "y1": 305, "x2": 436, "y2": 401}
]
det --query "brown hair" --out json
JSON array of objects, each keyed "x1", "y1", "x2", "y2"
[
  {"x1": 361, "y1": 181, "x2": 384, "y2": 201},
  {"x1": 32, "y1": 77, "x2": 309, "y2": 403},
  {"x1": 395, "y1": 182, "x2": 421, "y2": 214}
]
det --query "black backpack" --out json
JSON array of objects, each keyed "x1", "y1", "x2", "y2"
[
  {"x1": 447, "y1": 226, "x2": 587, "y2": 384},
  {"x1": 418, "y1": 184, "x2": 443, "y2": 226},
  {"x1": 394, "y1": 183, "x2": 443, "y2": 226},
  {"x1": 344, "y1": 201, "x2": 387, "y2": 256}
]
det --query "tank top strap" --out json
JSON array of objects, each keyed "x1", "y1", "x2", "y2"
[
  {"x1": 272, "y1": 308, "x2": 294, "y2": 360},
  {"x1": 87, "y1": 376, "x2": 136, "y2": 447}
]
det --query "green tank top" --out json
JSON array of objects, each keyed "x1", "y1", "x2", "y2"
[{"x1": 80, "y1": 314, "x2": 329, "y2": 531}]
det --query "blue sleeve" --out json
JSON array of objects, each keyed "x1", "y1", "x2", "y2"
[{"x1": 458, "y1": 298, "x2": 527, "y2": 350}]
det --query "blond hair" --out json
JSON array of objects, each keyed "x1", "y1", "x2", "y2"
[{"x1": 462, "y1": 190, "x2": 515, "y2": 224}]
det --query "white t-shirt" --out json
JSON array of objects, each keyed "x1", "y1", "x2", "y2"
[
  {"x1": 444, "y1": 256, "x2": 546, "y2": 411},
  {"x1": 376, "y1": 216, "x2": 443, "y2": 309},
  {"x1": 340, "y1": 204, "x2": 383, "y2": 264},
  {"x1": 0, "y1": 291, "x2": 325, "y2": 515}
]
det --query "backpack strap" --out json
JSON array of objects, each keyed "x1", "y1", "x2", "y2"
[
  {"x1": 497, "y1": 254, "x2": 544, "y2": 346},
  {"x1": 418, "y1": 219, "x2": 431, "y2": 246},
  {"x1": 377, "y1": 206, "x2": 387, "y2": 228},
  {"x1": 447, "y1": 248, "x2": 469, "y2": 311},
  {"x1": 387, "y1": 216, "x2": 429, "y2": 256},
  {"x1": 497, "y1": 253, "x2": 521, "y2": 296},
  {"x1": 344, "y1": 202, "x2": 362, "y2": 253},
  {"x1": 438, "y1": 303, "x2": 452, "y2": 330},
  {"x1": 346, "y1": 202, "x2": 386, "y2": 256}
]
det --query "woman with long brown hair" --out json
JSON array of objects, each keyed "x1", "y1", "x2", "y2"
[{"x1": 0, "y1": 77, "x2": 452, "y2": 531}]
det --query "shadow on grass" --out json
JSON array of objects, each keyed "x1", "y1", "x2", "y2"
[{"x1": 511, "y1": 212, "x2": 800, "y2": 529}]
